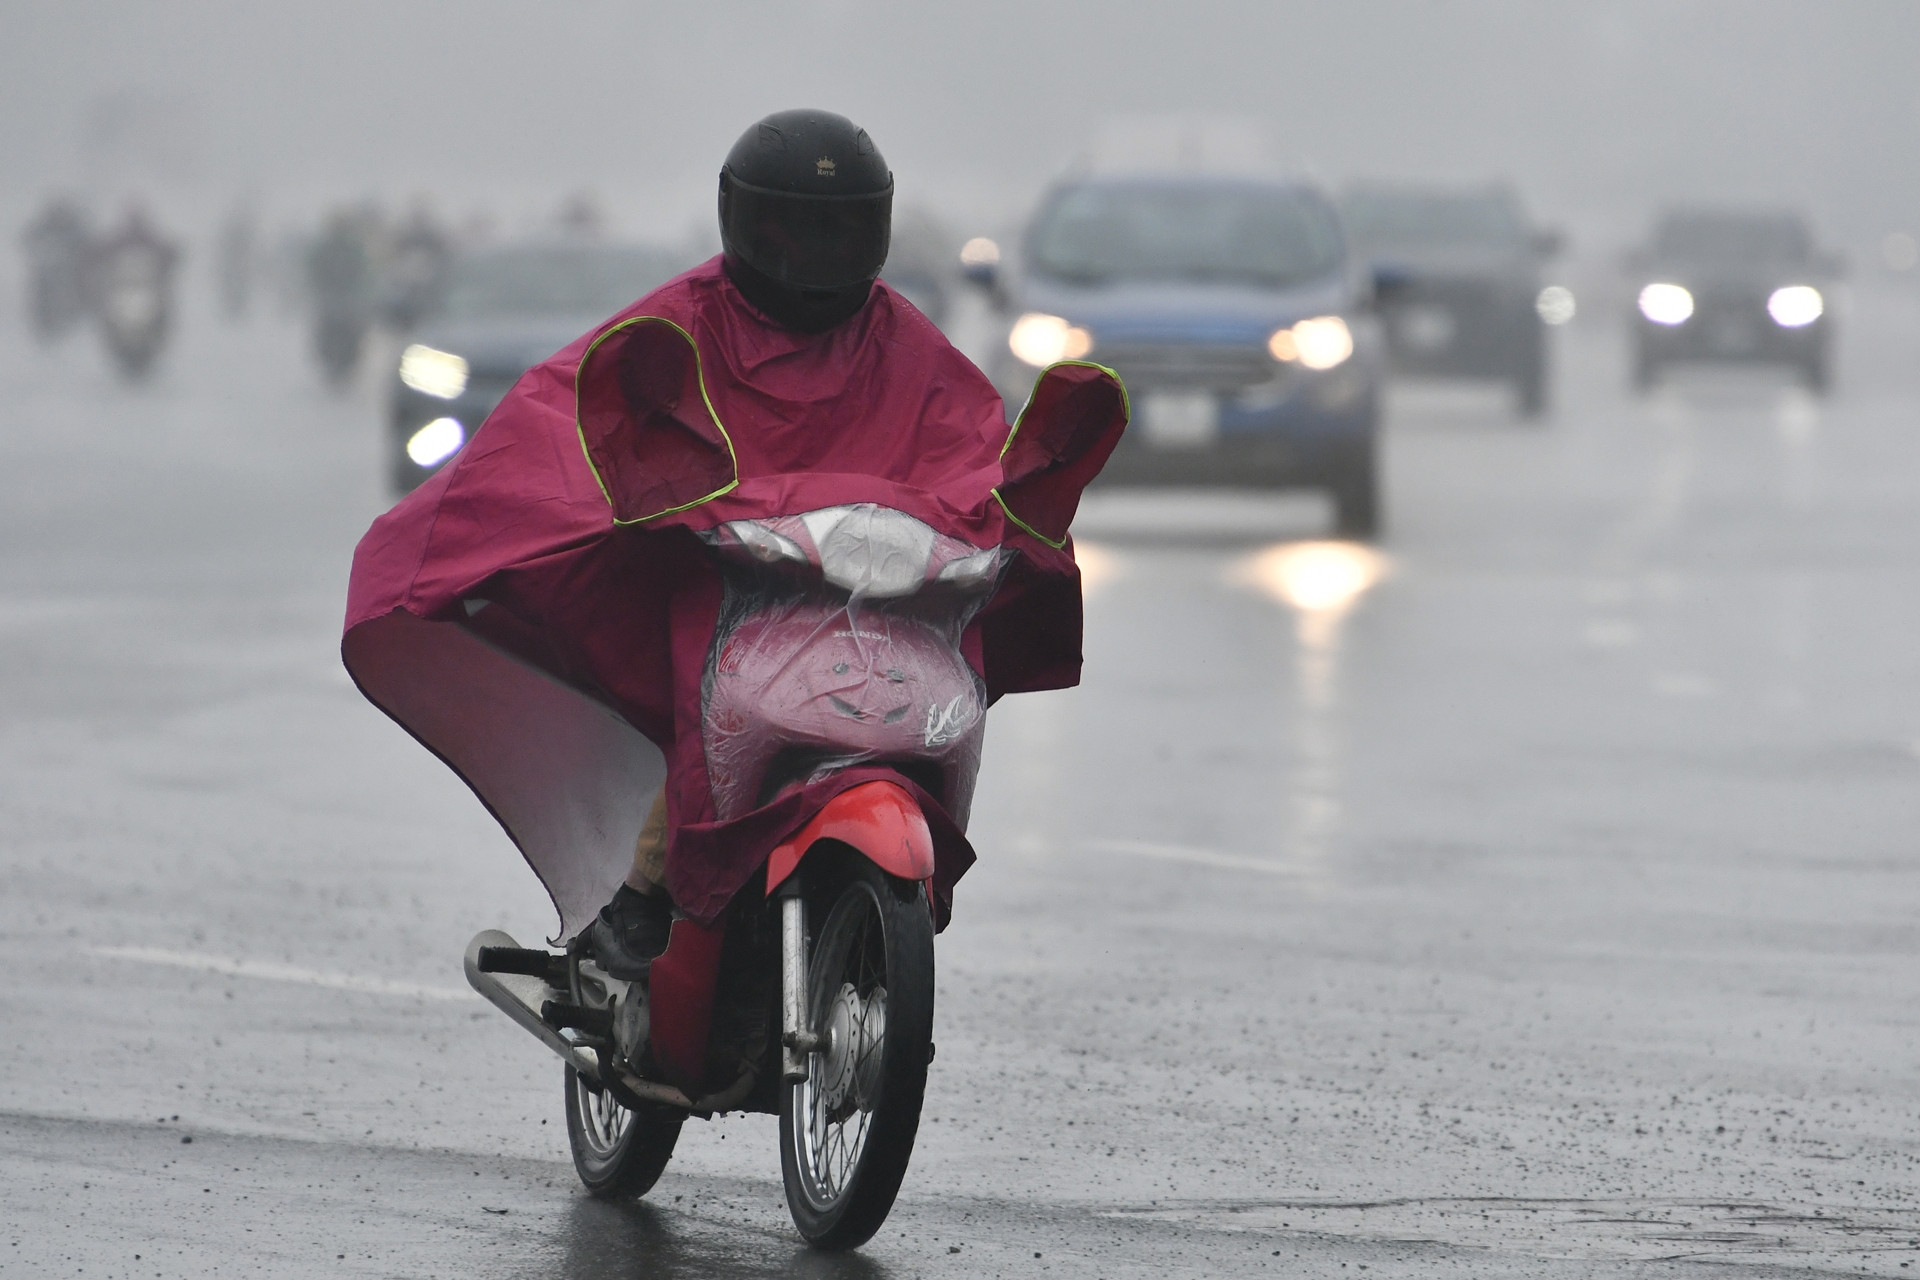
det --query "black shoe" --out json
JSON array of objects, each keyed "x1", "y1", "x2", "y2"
[{"x1": 583, "y1": 885, "x2": 674, "y2": 980}]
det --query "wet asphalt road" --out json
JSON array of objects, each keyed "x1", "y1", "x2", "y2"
[{"x1": 2, "y1": 285, "x2": 1918, "y2": 1279}]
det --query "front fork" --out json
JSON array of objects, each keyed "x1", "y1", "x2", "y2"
[{"x1": 779, "y1": 883, "x2": 818, "y2": 1082}]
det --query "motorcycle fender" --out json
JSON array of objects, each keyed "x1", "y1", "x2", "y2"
[
  {"x1": 645, "y1": 917, "x2": 727, "y2": 1092},
  {"x1": 765, "y1": 780, "x2": 936, "y2": 894}
]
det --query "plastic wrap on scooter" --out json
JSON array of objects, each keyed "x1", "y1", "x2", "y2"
[{"x1": 697, "y1": 505, "x2": 1005, "y2": 831}]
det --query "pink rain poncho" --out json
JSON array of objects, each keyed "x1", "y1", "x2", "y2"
[{"x1": 342, "y1": 257, "x2": 1125, "y2": 937}]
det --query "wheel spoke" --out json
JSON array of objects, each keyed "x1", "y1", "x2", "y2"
[{"x1": 793, "y1": 880, "x2": 894, "y2": 1211}]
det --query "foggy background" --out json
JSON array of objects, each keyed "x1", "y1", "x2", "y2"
[
  {"x1": 7, "y1": 3, "x2": 1920, "y2": 1273},
  {"x1": 5, "y1": 0, "x2": 1918, "y2": 257}
]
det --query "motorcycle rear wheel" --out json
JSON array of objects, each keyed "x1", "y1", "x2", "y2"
[
  {"x1": 779, "y1": 856, "x2": 935, "y2": 1249},
  {"x1": 563, "y1": 1065, "x2": 681, "y2": 1199}
]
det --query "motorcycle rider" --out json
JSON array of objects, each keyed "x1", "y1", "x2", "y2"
[
  {"x1": 345, "y1": 107, "x2": 1116, "y2": 994},
  {"x1": 21, "y1": 196, "x2": 92, "y2": 344},
  {"x1": 307, "y1": 207, "x2": 378, "y2": 387},
  {"x1": 87, "y1": 203, "x2": 180, "y2": 380},
  {"x1": 381, "y1": 199, "x2": 451, "y2": 330},
  {"x1": 581, "y1": 108, "x2": 900, "y2": 979}
]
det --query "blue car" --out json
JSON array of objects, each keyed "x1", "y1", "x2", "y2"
[{"x1": 973, "y1": 175, "x2": 1386, "y2": 537}]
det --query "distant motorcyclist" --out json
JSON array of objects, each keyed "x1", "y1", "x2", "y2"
[
  {"x1": 21, "y1": 197, "x2": 92, "y2": 344},
  {"x1": 307, "y1": 207, "x2": 379, "y2": 388},
  {"x1": 88, "y1": 203, "x2": 180, "y2": 381},
  {"x1": 380, "y1": 201, "x2": 451, "y2": 331}
]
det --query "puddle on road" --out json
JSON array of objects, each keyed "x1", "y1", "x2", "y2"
[{"x1": 1103, "y1": 1196, "x2": 1920, "y2": 1273}]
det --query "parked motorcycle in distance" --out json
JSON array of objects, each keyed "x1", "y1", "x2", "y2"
[{"x1": 90, "y1": 207, "x2": 179, "y2": 382}]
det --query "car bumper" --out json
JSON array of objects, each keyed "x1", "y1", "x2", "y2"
[
  {"x1": 1636, "y1": 313, "x2": 1827, "y2": 365},
  {"x1": 1083, "y1": 367, "x2": 1377, "y2": 488}
]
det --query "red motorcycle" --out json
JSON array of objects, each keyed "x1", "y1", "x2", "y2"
[{"x1": 466, "y1": 495, "x2": 1072, "y2": 1246}]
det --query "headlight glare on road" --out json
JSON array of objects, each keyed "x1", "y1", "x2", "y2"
[
  {"x1": 1008, "y1": 313, "x2": 1094, "y2": 367},
  {"x1": 1233, "y1": 540, "x2": 1387, "y2": 613},
  {"x1": 1637, "y1": 283, "x2": 1694, "y2": 326},
  {"x1": 1767, "y1": 285, "x2": 1823, "y2": 328},
  {"x1": 399, "y1": 344, "x2": 470, "y2": 399},
  {"x1": 1535, "y1": 285, "x2": 1577, "y2": 326},
  {"x1": 406, "y1": 417, "x2": 466, "y2": 467},
  {"x1": 1270, "y1": 315, "x2": 1353, "y2": 370}
]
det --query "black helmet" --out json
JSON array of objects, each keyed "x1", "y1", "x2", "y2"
[{"x1": 719, "y1": 109, "x2": 893, "y2": 333}]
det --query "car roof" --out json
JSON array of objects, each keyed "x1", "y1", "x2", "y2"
[{"x1": 1054, "y1": 172, "x2": 1323, "y2": 195}]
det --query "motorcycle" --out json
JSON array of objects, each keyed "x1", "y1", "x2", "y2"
[
  {"x1": 466, "y1": 501, "x2": 1002, "y2": 1248},
  {"x1": 91, "y1": 221, "x2": 178, "y2": 382}
]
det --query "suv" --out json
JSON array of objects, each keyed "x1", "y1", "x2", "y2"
[
  {"x1": 1627, "y1": 209, "x2": 1837, "y2": 392},
  {"x1": 1341, "y1": 182, "x2": 1562, "y2": 418},
  {"x1": 971, "y1": 175, "x2": 1386, "y2": 537}
]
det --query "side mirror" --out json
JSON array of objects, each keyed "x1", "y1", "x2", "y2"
[{"x1": 1532, "y1": 227, "x2": 1566, "y2": 258}]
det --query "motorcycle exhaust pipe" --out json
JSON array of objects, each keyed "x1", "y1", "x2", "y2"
[
  {"x1": 464, "y1": 930, "x2": 604, "y2": 1080},
  {"x1": 465, "y1": 930, "x2": 750, "y2": 1113}
]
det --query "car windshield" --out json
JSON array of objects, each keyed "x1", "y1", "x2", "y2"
[
  {"x1": 1027, "y1": 183, "x2": 1344, "y2": 288},
  {"x1": 1342, "y1": 191, "x2": 1524, "y2": 250},
  {"x1": 439, "y1": 244, "x2": 687, "y2": 319},
  {"x1": 1652, "y1": 214, "x2": 1810, "y2": 264}
]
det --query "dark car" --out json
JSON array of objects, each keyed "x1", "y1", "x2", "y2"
[
  {"x1": 1341, "y1": 182, "x2": 1563, "y2": 418},
  {"x1": 389, "y1": 240, "x2": 691, "y2": 492},
  {"x1": 971, "y1": 175, "x2": 1386, "y2": 537},
  {"x1": 1627, "y1": 209, "x2": 1837, "y2": 392}
]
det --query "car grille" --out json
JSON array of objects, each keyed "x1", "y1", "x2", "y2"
[{"x1": 1094, "y1": 342, "x2": 1281, "y2": 392}]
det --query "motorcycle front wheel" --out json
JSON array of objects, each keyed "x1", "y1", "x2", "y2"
[
  {"x1": 563, "y1": 1065, "x2": 682, "y2": 1199},
  {"x1": 779, "y1": 857, "x2": 935, "y2": 1249}
]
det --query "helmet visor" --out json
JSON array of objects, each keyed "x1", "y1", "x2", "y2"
[{"x1": 724, "y1": 179, "x2": 893, "y2": 291}]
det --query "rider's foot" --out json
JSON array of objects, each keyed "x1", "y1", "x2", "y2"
[{"x1": 583, "y1": 884, "x2": 674, "y2": 980}]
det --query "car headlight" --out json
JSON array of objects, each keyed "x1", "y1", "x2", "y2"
[
  {"x1": 405, "y1": 416, "x2": 466, "y2": 467},
  {"x1": 1008, "y1": 313, "x2": 1095, "y2": 367},
  {"x1": 1535, "y1": 285, "x2": 1577, "y2": 325},
  {"x1": 1637, "y1": 283, "x2": 1693, "y2": 326},
  {"x1": 399, "y1": 344, "x2": 470, "y2": 399},
  {"x1": 1268, "y1": 315, "x2": 1353, "y2": 371},
  {"x1": 1767, "y1": 285, "x2": 1823, "y2": 328}
]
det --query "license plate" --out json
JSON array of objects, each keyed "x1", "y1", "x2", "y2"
[
  {"x1": 1139, "y1": 391, "x2": 1219, "y2": 448},
  {"x1": 1710, "y1": 319, "x2": 1756, "y2": 353}
]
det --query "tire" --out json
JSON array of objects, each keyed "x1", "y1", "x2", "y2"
[
  {"x1": 1330, "y1": 437, "x2": 1381, "y2": 541},
  {"x1": 563, "y1": 1065, "x2": 682, "y2": 1199},
  {"x1": 780, "y1": 856, "x2": 935, "y2": 1250}
]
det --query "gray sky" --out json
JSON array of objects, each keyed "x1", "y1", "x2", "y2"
[{"x1": 4, "y1": 1, "x2": 1916, "y2": 248}]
